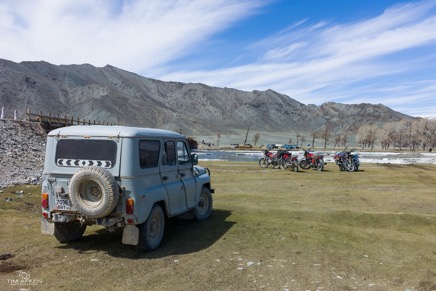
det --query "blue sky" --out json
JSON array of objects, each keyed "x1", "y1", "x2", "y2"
[{"x1": 1, "y1": 0, "x2": 435, "y2": 117}]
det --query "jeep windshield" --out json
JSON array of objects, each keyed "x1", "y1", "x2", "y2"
[{"x1": 55, "y1": 139, "x2": 117, "y2": 168}]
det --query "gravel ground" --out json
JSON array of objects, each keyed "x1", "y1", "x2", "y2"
[{"x1": 0, "y1": 119, "x2": 46, "y2": 189}]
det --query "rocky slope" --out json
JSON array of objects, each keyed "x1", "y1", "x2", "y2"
[
  {"x1": 0, "y1": 120, "x2": 46, "y2": 188},
  {"x1": 0, "y1": 58, "x2": 415, "y2": 141}
]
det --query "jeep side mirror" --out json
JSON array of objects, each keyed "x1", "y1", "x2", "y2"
[{"x1": 191, "y1": 154, "x2": 198, "y2": 165}]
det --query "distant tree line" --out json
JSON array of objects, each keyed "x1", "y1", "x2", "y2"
[
  {"x1": 216, "y1": 118, "x2": 435, "y2": 152},
  {"x1": 356, "y1": 119, "x2": 436, "y2": 151},
  {"x1": 307, "y1": 118, "x2": 435, "y2": 151}
]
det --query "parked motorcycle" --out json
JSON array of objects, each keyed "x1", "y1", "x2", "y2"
[
  {"x1": 259, "y1": 150, "x2": 274, "y2": 168},
  {"x1": 259, "y1": 150, "x2": 298, "y2": 171},
  {"x1": 334, "y1": 148, "x2": 360, "y2": 172},
  {"x1": 271, "y1": 150, "x2": 291, "y2": 169},
  {"x1": 299, "y1": 148, "x2": 325, "y2": 171},
  {"x1": 283, "y1": 152, "x2": 299, "y2": 172}
]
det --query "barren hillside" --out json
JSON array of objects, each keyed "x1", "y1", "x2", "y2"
[{"x1": 0, "y1": 58, "x2": 415, "y2": 143}]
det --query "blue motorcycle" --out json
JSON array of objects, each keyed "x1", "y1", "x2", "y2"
[{"x1": 334, "y1": 148, "x2": 360, "y2": 172}]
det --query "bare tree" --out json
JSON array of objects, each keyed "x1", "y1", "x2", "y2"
[
  {"x1": 310, "y1": 130, "x2": 321, "y2": 149},
  {"x1": 376, "y1": 119, "x2": 436, "y2": 151},
  {"x1": 407, "y1": 119, "x2": 430, "y2": 151},
  {"x1": 333, "y1": 135, "x2": 341, "y2": 148},
  {"x1": 296, "y1": 133, "x2": 301, "y2": 147},
  {"x1": 243, "y1": 122, "x2": 251, "y2": 145},
  {"x1": 341, "y1": 132, "x2": 349, "y2": 147},
  {"x1": 301, "y1": 135, "x2": 306, "y2": 147},
  {"x1": 253, "y1": 133, "x2": 260, "y2": 146},
  {"x1": 357, "y1": 124, "x2": 377, "y2": 150},
  {"x1": 320, "y1": 124, "x2": 331, "y2": 149},
  {"x1": 216, "y1": 133, "x2": 221, "y2": 146},
  {"x1": 377, "y1": 122, "x2": 397, "y2": 150},
  {"x1": 422, "y1": 119, "x2": 436, "y2": 151}
]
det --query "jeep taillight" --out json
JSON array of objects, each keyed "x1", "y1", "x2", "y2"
[
  {"x1": 126, "y1": 198, "x2": 134, "y2": 215},
  {"x1": 41, "y1": 193, "x2": 49, "y2": 208}
]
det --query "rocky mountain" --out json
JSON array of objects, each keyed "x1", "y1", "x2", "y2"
[{"x1": 0, "y1": 58, "x2": 414, "y2": 143}]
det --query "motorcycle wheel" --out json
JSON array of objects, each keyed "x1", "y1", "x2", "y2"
[
  {"x1": 292, "y1": 161, "x2": 299, "y2": 172},
  {"x1": 259, "y1": 158, "x2": 269, "y2": 168},
  {"x1": 299, "y1": 160, "x2": 310, "y2": 170},
  {"x1": 284, "y1": 158, "x2": 292, "y2": 171},
  {"x1": 316, "y1": 161, "x2": 324, "y2": 171},
  {"x1": 345, "y1": 160, "x2": 355, "y2": 172}
]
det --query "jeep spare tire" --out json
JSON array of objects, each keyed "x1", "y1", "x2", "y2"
[{"x1": 69, "y1": 166, "x2": 119, "y2": 218}]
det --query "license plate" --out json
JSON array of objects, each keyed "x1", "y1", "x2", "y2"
[{"x1": 55, "y1": 198, "x2": 71, "y2": 210}]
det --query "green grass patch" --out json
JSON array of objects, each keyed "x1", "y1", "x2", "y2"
[{"x1": 1, "y1": 162, "x2": 435, "y2": 290}]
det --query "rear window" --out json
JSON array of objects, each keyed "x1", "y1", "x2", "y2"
[{"x1": 55, "y1": 139, "x2": 117, "y2": 168}]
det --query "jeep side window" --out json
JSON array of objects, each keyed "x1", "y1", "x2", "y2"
[
  {"x1": 164, "y1": 141, "x2": 176, "y2": 166},
  {"x1": 177, "y1": 141, "x2": 190, "y2": 165},
  {"x1": 139, "y1": 140, "x2": 160, "y2": 168}
]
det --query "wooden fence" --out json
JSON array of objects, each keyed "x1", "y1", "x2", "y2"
[{"x1": 25, "y1": 108, "x2": 115, "y2": 132}]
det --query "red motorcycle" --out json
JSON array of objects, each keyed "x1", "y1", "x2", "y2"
[
  {"x1": 259, "y1": 150, "x2": 298, "y2": 171},
  {"x1": 299, "y1": 148, "x2": 325, "y2": 171},
  {"x1": 283, "y1": 151, "x2": 299, "y2": 172},
  {"x1": 259, "y1": 150, "x2": 275, "y2": 168}
]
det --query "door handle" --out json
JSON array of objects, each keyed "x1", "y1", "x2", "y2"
[
  {"x1": 180, "y1": 173, "x2": 185, "y2": 177},
  {"x1": 162, "y1": 176, "x2": 168, "y2": 181}
]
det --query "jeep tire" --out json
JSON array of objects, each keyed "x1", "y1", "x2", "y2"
[
  {"x1": 69, "y1": 166, "x2": 119, "y2": 218},
  {"x1": 54, "y1": 221, "x2": 86, "y2": 242},
  {"x1": 194, "y1": 187, "x2": 213, "y2": 221},
  {"x1": 137, "y1": 204, "x2": 165, "y2": 251}
]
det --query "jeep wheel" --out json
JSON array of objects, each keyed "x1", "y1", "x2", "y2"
[
  {"x1": 69, "y1": 166, "x2": 119, "y2": 218},
  {"x1": 194, "y1": 187, "x2": 213, "y2": 221},
  {"x1": 137, "y1": 204, "x2": 165, "y2": 251},
  {"x1": 54, "y1": 221, "x2": 86, "y2": 242}
]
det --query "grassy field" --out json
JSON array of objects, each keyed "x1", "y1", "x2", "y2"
[{"x1": 1, "y1": 162, "x2": 435, "y2": 290}]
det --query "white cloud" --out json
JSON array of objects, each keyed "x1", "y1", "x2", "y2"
[
  {"x1": 1, "y1": 0, "x2": 436, "y2": 117},
  {"x1": 159, "y1": 1, "x2": 436, "y2": 117},
  {"x1": 0, "y1": 0, "x2": 266, "y2": 71}
]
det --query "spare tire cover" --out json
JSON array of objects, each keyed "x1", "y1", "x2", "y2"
[{"x1": 69, "y1": 166, "x2": 119, "y2": 218}]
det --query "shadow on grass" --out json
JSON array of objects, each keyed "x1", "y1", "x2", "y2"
[{"x1": 56, "y1": 209, "x2": 235, "y2": 259}]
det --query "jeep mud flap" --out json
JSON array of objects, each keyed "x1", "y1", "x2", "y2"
[
  {"x1": 122, "y1": 224, "x2": 139, "y2": 245},
  {"x1": 41, "y1": 218, "x2": 55, "y2": 235}
]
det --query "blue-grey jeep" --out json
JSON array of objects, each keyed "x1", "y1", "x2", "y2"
[{"x1": 41, "y1": 125, "x2": 213, "y2": 251}]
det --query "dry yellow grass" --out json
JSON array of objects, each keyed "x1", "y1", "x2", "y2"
[{"x1": 0, "y1": 162, "x2": 435, "y2": 290}]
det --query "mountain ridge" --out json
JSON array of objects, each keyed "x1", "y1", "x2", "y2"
[{"x1": 0, "y1": 58, "x2": 415, "y2": 143}]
